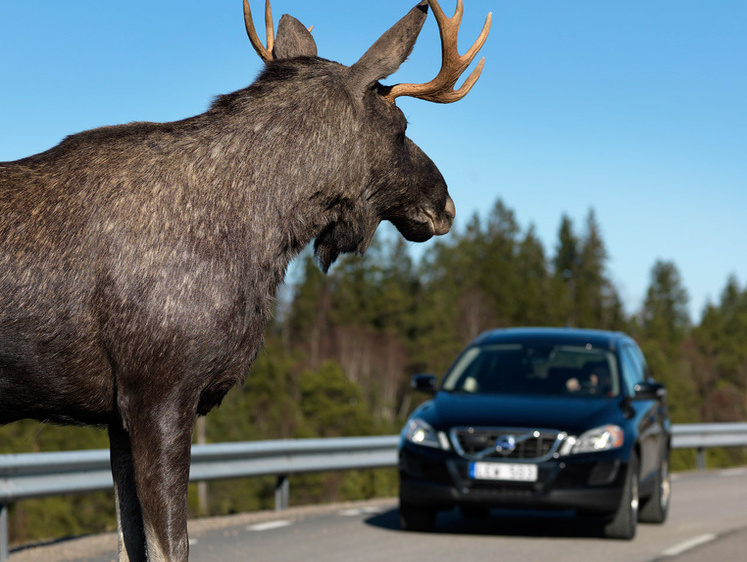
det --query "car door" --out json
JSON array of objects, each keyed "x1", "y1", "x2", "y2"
[{"x1": 620, "y1": 345, "x2": 663, "y2": 481}]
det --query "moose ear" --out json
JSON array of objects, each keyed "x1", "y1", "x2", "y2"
[
  {"x1": 273, "y1": 14, "x2": 317, "y2": 59},
  {"x1": 349, "y1": 1, "x2": 428, "y2": 89}
]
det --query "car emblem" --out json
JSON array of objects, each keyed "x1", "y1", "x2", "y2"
[{"x1": 495, "y1": 435, "x2": 516, "y2": 455}]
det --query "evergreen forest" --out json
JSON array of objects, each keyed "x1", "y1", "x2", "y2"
[{"x1": 3, "y1": 198, "x2": 746, "y2": 545}]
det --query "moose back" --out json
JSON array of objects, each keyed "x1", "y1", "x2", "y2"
[{"x1": 0, "y1": 1, "x2": 490, "y2": 560}]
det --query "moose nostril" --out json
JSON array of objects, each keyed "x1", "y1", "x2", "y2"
[{"x1": 444, "y1": 197, "x2": 456, "y2": 221}]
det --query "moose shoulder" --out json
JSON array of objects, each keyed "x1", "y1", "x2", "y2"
[{"x1": 0, "y1": 1, "x2": 490, "y2": 560}]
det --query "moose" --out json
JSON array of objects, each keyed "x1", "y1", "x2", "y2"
[{"x1": 0, "y1": 0, "x2": 490, "y2": 559}]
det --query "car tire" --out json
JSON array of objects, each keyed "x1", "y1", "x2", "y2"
[
  {"x1": 639, "y1": 451, "x2": 671, "y2": 524},
  {"x1": 603, "y1": 451, "x2": 639, "y2": 540},
  {"x1": 399, "y1": 501, "x2": 437, "y2": 532}
]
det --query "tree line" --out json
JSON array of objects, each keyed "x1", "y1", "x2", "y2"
[{"x1": 2, "y1": 197, "x2": 746, "y2": 544}]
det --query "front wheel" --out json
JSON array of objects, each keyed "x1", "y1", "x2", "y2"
[
  {"x1": 399, "y1": 501, "x2": 437, "y2": 532},
  {"x1": 639, "y1": 452, "x2": 671, "y2": 524},
  {"x1": 603, "y1": 452, "x2": 639, "y2": 540}
]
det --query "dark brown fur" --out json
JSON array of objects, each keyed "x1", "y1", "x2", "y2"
[{"x1": 0, "y1": 3, "x2": 457, "y2": 560}]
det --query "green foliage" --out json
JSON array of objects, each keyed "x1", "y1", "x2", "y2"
[
  {"x1": 10, "y1": 494, "x2": 116, "y2": 544},
  {"x1": 3, "y1": 196, "x2": 747, "y2": 546},
  {"x1": 0, "y1": 421, "x2": 108, "y2": 454},
  {"x1": 299, "y1": 360, "x2": 373, "y2": 437},
  {"x1": 642, "y1": 260, "x2": 691, "y2": 346},
  {"x1": 209, "y1": 341, "x2": 303, "y2": 442},
  {"x1": 689, "y1": 276, "x2": 747, "y2": 422},
  {"x1": 633, "y1": 259, "x2": 698, "y2": 425}
]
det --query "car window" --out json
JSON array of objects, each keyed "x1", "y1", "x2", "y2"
[
  {"x1": 619, "y1": 346, "x2": 643, "y2": 396},
  {"x1": 441, "y1": 343, "x2": 620, "y2": 397},
  {"x1": 630, "y1": 344, "x2": 652, "y2": 380}
]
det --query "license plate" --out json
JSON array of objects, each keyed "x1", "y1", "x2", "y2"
[{"x1": 469, "y1": 462, "x2": 538, "y2": 482}]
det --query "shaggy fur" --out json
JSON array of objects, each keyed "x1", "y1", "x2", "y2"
[{"x1": 0, "y1": 2, "x2": 458, "y2": 560}]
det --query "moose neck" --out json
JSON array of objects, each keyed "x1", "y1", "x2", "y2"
[{"x1": 188, "y1": 64, "x2": 374, "y2": 288}]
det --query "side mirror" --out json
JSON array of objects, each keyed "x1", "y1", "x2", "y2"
[
  {"x1": 633, "y1": 381, "x2": 667, "y2": 401},
  {"x1": 411, "y1": 374, "x2": 437, "y2": 395}
]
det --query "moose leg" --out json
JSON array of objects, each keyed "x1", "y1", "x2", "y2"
[
  {"x1": 125, "y1": 407, "x2": 195, "y2": 562},
  {"x1": 109, "y1": 421, "x2": 147, "y2": 562}
]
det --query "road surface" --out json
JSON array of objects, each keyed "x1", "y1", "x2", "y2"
[{"x1": 9, "y1": 467, "x2": 747, "y2": 561}]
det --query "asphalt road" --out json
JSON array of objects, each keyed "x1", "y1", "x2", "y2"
[{"x1": 10, "y1": 467, "x2": 747, "y2": 561}]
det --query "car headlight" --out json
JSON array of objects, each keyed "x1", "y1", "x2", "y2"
[
  {"x1": 403, "y1": 418, "x2": 449, "y2": 449},
  {"x1": 559, "y1": 424, "x2": 624, "y2": 455}
]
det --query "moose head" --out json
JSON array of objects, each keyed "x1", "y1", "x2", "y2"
[{"x1": 242, "y1": 0, "x2": 491, "y2": 271}]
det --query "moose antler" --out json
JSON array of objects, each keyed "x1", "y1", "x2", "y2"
[
  {"x1": 385, "y1": 0, "x2": 492, "y2": 104},
  {"x1": 244, "y1": 0, "x2": 275, "y2": 62}
]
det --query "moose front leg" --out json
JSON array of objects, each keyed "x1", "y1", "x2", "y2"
[
  {"x1": 134, "y1": 413, "x2": 194, "y2": 561},
  {"x1": 109, "y1": 421, "x2": 147, "y2": 562},
  {"x1": 110, "y1": 405, "x2": 196, "y2": 561}
]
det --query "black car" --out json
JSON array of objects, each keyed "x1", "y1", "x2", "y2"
[{"x1": 398, "y1": 327, "x2": 671, "y2": 539}]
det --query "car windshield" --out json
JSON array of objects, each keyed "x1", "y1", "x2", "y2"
[{"x1": 441, "y1": 343, "x2": 620, "y2": 397}]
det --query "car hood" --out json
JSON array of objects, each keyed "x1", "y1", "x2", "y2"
[{"x1": 416, "y1": 392, "x2": 624, "y2": 435}]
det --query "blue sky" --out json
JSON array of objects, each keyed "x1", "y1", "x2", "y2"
[{"x1": 1, "y1": 1, "x2": 745, "y2": 322}]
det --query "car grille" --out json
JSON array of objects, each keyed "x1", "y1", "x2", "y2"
[
  {"x1": 450, "y1": 427, "x2": 563, "y2": 461},
  {"x1": 466, "y1": 481, "x2": 537, "y2": 495}
]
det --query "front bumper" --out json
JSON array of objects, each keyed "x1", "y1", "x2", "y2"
[{"x1": 399, "y1": 442, "x2": 629, "y2": 514}]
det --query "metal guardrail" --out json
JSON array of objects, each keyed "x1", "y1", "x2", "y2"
[
  {"x1": 0, "y1": 436, "x2": 399, "y2": 504},
  {"x1": 0, "y1": 436, "x2": 398, "y2": 561},
  {"x1": 671, "y1": 422, "x2": 747, "y2": 469},
  {"x1": 1, "y1": 424, "x2": 746, "y2": 560}
]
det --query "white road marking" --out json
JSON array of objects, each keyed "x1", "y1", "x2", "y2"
[
  {"x1": 661, "y1": 533, "x2": 717, "y2": 557},
  {"x1": 247, "y1": 520, "x2": 293, "y2": 532},
  {"x1": 339, "y1": 507, "x2": 384, "y2": 516}
]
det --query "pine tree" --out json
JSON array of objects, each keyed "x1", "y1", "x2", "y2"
[
  {"x1": 691, "y1": 277, "x2": 747, "y2": 422},
  {"x1": 552, "y1": 214, "x2": 578, "y2": 325},
  {"x1": 641, "y1": 260, "x2": 690, "y2": 346},
  {"x1": 636, "y1": 260, "x2": 696, "y2": 425},
  {"x1": 514, "y1": 225, "x2": 556, "y2": 326},
  {"x1": 575, "y1": 210, "x2": 609, "y2": 327}
]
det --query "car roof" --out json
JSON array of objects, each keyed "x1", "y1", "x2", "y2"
[{"x1": 471, "y1": 327, "x2": 635, "y2": 352}]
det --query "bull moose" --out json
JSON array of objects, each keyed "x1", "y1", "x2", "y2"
[{"x1": 0, "y1": 0, "x2": 490, "y2": 559}]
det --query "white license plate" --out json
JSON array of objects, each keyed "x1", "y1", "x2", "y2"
[{"x1": 469, "y1": 462, "x2": 538, "y2": 482}]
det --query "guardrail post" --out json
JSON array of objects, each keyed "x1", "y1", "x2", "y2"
[
  {"x1": 275, "y1": 475, "x2": 289, "y2": 511},
  {"x1": 1, "y1": 503, "x2": 9, "y2": 562},
  {"x1": 696, "y1": 447, "x2": 706, "y2": 470}
]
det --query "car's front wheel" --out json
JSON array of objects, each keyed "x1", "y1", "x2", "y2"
[
  {"x1": 639, "y1": 451, "x2": 671, "y2": 524},
  {"x1": 399, "y1": 501, "x2": 437, "y2": 532},
  {"x1": 603, "y1": 451, "x2": 639, "y2": 540}
]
